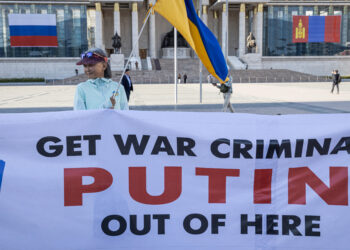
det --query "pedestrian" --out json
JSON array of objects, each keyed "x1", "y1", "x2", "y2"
[
  {"x1": 74, "y1": 48, "x2": 128, "y2": 110},
  {"x1": 183, "y1": 73, "x2": 187, "y2": 84},
  {"x1": 121, "y1": 68, "x2": 134, "y2": 102},
  {"x1": 212, "y1": 76, "x2": 235, "y2": 113},
  {"x1": 178, "y1": 73, "x2": 181, "y2": 84},
  {"x1": 207, "y1": 74, "x2": 213, "y2": 84},
  {"x1": 331, "y1": 69, "x2": 341, "y2": 94},
  {"x1": 75, "y1": 69, "x2": 78, "y2": 76}
]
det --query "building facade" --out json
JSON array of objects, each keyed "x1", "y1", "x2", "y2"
[{"x1": 0, "y1": 0, "x2": 349, "y2": 78}]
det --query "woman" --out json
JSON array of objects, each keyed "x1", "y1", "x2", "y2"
[{"x1": 74, "y1": 48, "x2": 129, "y2": 110}]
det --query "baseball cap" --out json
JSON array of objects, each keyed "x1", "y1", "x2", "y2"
[{"x1": 76, "y1": 50, "x2": 108, "y2": 65}]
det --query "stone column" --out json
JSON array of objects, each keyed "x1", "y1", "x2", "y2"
[
  {"x1": 202, "y1": 5, "x2": 208, "y2": 25},
  {"x1": 221, "y1": 3, "x2": 228, "y2": 57},
  {"x1": 256, "y1": 3, "x2": 263, "y2": 55},
  {"x1": 149, "y1": 0, "x2": 156, "y2": 58},
  {"x1": 95, "y1": 2, "x2": 104, "y2": 50},
  {"x1": 239, "y1": 3, "x2": 246, "y2": 57},
  {"x1": 253, "y1": 7, "x2": 257, "y2": 36},
  {"x1": 114, "y1": 3, "x2": 120, "y2": 36},
  {"x1": 342, "y1": 6, "x2": 348, "y2": 45},
  {"x1": 213, "y1": 11, "x2": 219, "y2": 39},
  {"x1": 132, "y1": 2, "x2": 139, "y2": 57}
]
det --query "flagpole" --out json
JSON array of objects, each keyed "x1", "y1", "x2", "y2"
[
  {"x1": 199, "y1": 0, "x2": 203, "y2": 104},
  {"x1": 225, "y1": 0, "x2": 228, "y2": 64},
  {"x1": 114, "y1": 5, "x2": 153, "y2": 96},
  {"x1": 174, "y1": 27, "x2": 178, "y2": 104}
]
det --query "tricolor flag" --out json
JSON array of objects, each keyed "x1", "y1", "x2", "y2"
[
  {"x1": 154, "y1": 0, "x2": 229, "y2": 83},
  {"x1": 293, "y1": 15, "x2": 341, "y2": 43},
  {"x1": 8, "y1": 14, "x2": 58, "y2": 47}
]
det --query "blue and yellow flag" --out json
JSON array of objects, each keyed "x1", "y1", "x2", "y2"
[{"x1": 153, "y1": 0, "x2": 229, "y2": 83}]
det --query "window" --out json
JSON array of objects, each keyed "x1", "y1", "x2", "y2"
[{"x1": 305, "y1": 11, "x2": 313, "y2": 16}]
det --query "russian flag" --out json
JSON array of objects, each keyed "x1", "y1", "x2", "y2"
[
  {"x1": 8, "y1": 14, "x2": 58, "y2": 47},
  {"x1": 293, "y1": 15, "x2": 341, "y2": 43}
]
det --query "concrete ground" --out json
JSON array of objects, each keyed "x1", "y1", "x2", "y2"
[{"x1": 0, "y1": 82, "x2": 349, "y2": 114}]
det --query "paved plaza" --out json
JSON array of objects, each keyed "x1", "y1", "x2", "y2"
[{"x1": 0, "y1": 81, "x2": 349, "y2": 114}]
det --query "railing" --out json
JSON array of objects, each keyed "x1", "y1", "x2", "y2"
[
  {"x1": 46, "y1": 75, "x2": 332, "y2": 85},
  {"x1": 127, "y1": 75, "x2": 331, "y2": 84}
]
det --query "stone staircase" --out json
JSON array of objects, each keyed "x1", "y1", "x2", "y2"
[
  {"x1": 229, "y1": 69, "x2": 329, "y2": 83},
  {"x1": 52, "y1": 58, "x2": 330, "y2": 85}
]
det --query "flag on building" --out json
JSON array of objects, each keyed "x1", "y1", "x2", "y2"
[
  {"x1": 8, "y1": 14, "x2": 58, "y2": 47},
  {"x1": 153, "y1": 0, "x2": 229, "y2": 83},
  {"x1": 293, "y1": 15, "x2": 341, "y2": 43}
]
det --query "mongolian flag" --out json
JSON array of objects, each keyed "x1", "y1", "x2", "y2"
[
  {"x1": 8, "y1": 14, "x2": 58, "y2": 47},
  {"x1": 153, "y1": 0, "x2": 229, "y2": 83},
  {"x1": 293, "y1": 15, "x2": 341, "y2": 43}
]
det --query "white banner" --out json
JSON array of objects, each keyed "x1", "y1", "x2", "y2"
[{"x1": 0, "y1": 110, "x2": 349, "y2": 250}]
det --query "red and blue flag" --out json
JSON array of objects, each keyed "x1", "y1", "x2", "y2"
[
  {"x1": 8, "y1": 14, "x2": 58, "y2": 47},
  {"x1": 293, "y1": 15, "x2": 341, "y2": 43}
]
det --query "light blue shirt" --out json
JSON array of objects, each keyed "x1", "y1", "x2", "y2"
[{"x1": 74, "y1": 78, "x2": 129, "y2": 110}]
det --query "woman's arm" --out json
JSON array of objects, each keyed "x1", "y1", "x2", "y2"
[{"x1": 110, "y1": 95, "x2": 116, "y2": 109}]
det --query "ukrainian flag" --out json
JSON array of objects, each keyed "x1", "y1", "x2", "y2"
[{"x1": 153, "y1": 0, "x2": 229, "y2": 83}]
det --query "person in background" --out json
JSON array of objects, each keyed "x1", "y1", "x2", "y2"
[
  {"x1": 178, "y1": 73, "x2": 181, "y2": 84},
  {"x1": 331, "y1": 69, "x2": 341, "y2": 94},
  {"x1": 183, "y1": 73, "x2": 187, "y2": 84},
  {"x1": 75, "y1": 69, "x2": 78, "y2": 76},
  {"x1": 74, "y1": 48, "x2": 128, "y2": 110},
  {"x1": 212, "y1": 76, "x2": 235, "y2": 113},
  {"x1": 207, "y1": 74, "x2": 213, "y2": 84},
  {"x1": 121, "y1": 68, "x2": 134, "y2": 102}
]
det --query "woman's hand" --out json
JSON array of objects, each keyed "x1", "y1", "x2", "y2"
[{"x1": 110, "y1": 95, "x2": 116, "y2": 109}]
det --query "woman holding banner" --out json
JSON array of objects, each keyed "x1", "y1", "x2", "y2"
[{"x1": 74, "y1": 48, "x2": 129, "y2": 110}]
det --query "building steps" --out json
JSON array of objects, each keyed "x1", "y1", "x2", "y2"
[{"x1": 55, "y1": 58, "x2": 329, "y2": 85}]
